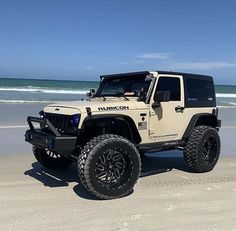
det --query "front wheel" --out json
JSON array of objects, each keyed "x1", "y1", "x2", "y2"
[
  {"x1": 33, "y1": 146, "x2": 73, "y2": 169},
  {"x1": 183, "y1": 126, "x2": 221, "y2": 173},
  {"x1": 78, "y1": 134, "x2": 141, "y2": 199}
]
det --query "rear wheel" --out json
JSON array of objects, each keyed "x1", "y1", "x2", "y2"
[
  {"x1": 33, "y1": 146, "x2": 73, "y2": 169},
  {"x1": 183, "y1": 126, "x2": 221, "y2": 173},
  {"x1": 78, "y1": 134, "x2": 141, "y2": 199}
]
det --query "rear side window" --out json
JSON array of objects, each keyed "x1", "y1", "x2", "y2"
[
  {"x1": 156, "y1": 77, "x2": 181, "y2": 101},
  {"x1": 185, "y1": 78, "x2": 216, "y2": 107}
]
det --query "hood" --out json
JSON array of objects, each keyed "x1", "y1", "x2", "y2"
[{"x1": 43, "y1": 99, "x2": 146, "y2": 115}]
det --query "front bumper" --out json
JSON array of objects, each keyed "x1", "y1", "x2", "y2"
[{"x1": 25, "y1": 116, "x2": 77, "y2": 157}]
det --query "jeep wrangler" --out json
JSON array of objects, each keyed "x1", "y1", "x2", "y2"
[{"x1": 25, "y1": 71, "x2": 221, "y2": 199}]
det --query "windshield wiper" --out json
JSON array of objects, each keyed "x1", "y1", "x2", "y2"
[
  {"x1": 93, "y1": 95, "x2": 106, "y2": 101},
  {"x1": 115, "y1": 92, "x2": 129, "y2": 101}
]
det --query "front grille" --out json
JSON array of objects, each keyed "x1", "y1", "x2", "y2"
[{"x1": 44, "y1": 113, "x2": 77, "y2": 135}]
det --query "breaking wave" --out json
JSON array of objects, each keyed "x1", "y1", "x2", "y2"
[
  {"x1": 216, "y1": 93, "x2": 236, "y2": 98},
  {"x1": 0, "y1": 87, "x2": 88, "y2": 94},
  {"x1": 0, "y1": 87, "x2": 236, "y2": 97},
  {"x1": 0, "y1": 100, "x2": 55, "y2": 103}
]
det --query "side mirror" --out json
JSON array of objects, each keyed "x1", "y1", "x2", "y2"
[
  {"x1": 152, "y1": 91, "x2": 170, "y2": 108},
  {"x1": 86, "y1": 89, "x2": 96, "y2": 98}
]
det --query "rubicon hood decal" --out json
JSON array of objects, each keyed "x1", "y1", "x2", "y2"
[
  {"x1": 98, "y1": 106, "x2": 129, "y2": 111},
  {"x1": 44, "y1": 99, "x2": 148, "y2": 113}
]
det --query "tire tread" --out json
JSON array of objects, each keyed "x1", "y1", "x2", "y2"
[
  {"x1": 78, "y1": 134, "x2": 141, "y2": 199},
  {"x1": 183, "y1": 125, "x2": 220, "y2": 173}
]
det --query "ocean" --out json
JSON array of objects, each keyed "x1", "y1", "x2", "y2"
[{"x1": 0, "y1": 78, "x2": 236, "y2": 108}]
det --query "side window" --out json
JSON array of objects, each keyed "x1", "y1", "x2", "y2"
[
  {"x1": 156, "y1": 77, "x2": 181, "y2": 101},
  {"x1": 185, "y1": 78, "x2": 216, "y2": 107}
]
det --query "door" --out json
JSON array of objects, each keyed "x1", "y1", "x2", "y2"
[{"x1": 149, "y1": 75, "x2": 185, "y2": 142}]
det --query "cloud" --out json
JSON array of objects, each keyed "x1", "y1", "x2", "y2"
[
  {"x1": 170, "y1": 61, "x2": 236, "y2": 70},
  {"x1": 133, "y1": 51, "x2": 236, "y2": 71},
  {"x1": 137, "y1": 52, "x2": 171, "y2": 60}
]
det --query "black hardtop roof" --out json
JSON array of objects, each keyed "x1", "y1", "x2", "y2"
[
  {"x1": 100, "y1": 71, "x2": 213, "y2": 80},
  {"x1": 100, "y1": 71, "x2": 149, "y2": 79}
]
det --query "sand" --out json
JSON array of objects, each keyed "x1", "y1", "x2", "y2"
[
  {"x1": 0, "y1": 153, "x2": 236, "y2": 231},
  {"x1": 0, "y1": 106, "x2": 236, "y2": 230}
]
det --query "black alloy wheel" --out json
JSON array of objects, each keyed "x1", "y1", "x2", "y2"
[
  {"x1": 33, "y1": 146, "x2": 73, "y2": 169},
  {"x1": 183, "y1": 126, "x2": 221, "y2": 173},
  {"x1": 78, "y1": 134, "x2": 141, "y2": 199}
]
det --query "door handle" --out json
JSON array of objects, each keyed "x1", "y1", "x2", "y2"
[{"x1": 175, "y1": 106, "x2": 185, "y2": 112}]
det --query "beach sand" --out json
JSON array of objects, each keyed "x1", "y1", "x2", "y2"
[
  {"x1": 0, "y1": 154, "x2": 236, "y2": 231},
  {"x1": 0, "y1": 106, "x2": 235, "y2": 230}
]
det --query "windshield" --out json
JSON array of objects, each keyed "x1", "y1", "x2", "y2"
[{"x1": 94, "y1": 75, "x2": 152, "y2": 100}]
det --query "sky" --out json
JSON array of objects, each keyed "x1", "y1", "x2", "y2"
[{"x1": 0, "y1": 0, "x2": 236, "y2": 84}]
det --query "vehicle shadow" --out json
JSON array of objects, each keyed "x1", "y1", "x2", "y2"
[
  {"x1": 24, "y1": 150, "x2": 191, "y2": 200},
  {"x1": 24, "y1": 162, "x2": 78, "y2": 187}
]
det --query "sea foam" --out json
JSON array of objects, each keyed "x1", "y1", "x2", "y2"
[
  {"x1": 0, "y1": 87, "x2": 88, "y2": 94},
  {"x1": 216, "y1": 93, "x2": 236, "y2": 98},
  {"x1": 1, "y1": 87, "x2": 236, "y2": 97}
]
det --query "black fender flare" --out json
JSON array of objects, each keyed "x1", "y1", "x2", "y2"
[
  {"x1": 81, "y1": 114, "x2": 142, "y2": 144},
  {"x1": 182, "y1": 113, "x2": 219, "y2": 139}
]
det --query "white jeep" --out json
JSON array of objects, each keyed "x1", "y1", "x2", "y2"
[{"x1": 25, "y1": 71, "x2": 221, "y2": 199}]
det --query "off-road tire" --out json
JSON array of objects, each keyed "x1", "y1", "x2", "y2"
[
  {"x1": 183, "y1": 126, "x2": 220, "y2": 173},
  {"x1": 33, "y1": 146, "x2": 73, "y2": 169},
  {"x1": 78, "y1": 134, "x2": 141, "y2": 199}
]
